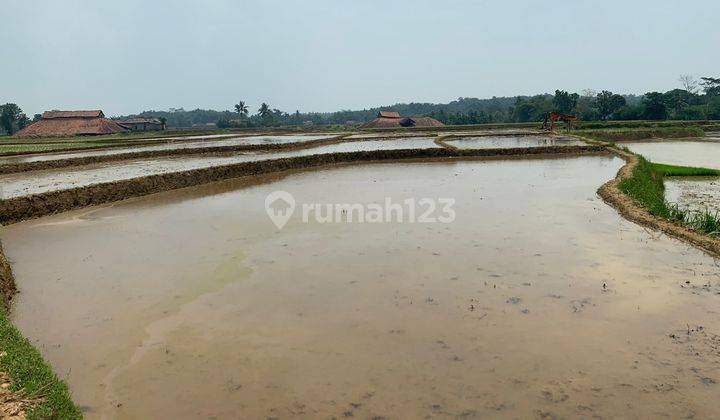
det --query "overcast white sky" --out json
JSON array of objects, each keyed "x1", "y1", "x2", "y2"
[{"x1": 2, "y1": 0, "x2": 718, "y2": 116}]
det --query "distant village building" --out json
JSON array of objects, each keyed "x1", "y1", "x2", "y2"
[
  {"x1": 361, "y1": 111, "x2": 444, "y2": 128},
  {"x1": 117, "y1": 117, "x2": 165, "y2": 132},
  {"x1": 15, "y1": 110, "x2": 128, "y2": 137}
]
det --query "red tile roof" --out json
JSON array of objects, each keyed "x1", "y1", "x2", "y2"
[
  {"x1": 16, "y1": 111, "x2": 128, "y2": 137},
  {"x1": 377, "y1": 111, "x2": 401, "y2": 118}
]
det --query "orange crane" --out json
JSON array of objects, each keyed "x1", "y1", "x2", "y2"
[{"x1": 542, "y1": 112, "x2": 578, "y2": 131}]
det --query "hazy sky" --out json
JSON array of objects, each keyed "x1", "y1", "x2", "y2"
[{"x1": 2, "y1": 0, "x2": 718, "y2": 116}]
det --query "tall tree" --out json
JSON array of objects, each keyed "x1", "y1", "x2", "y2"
[
  {"x1": 678, "y1": 74, "x2": 698, "y2": 94},
  {"x1": 552, "y1": 90, "x2": 579, "y2": 114},
  {"x1": 258, "y1": 103, "x2": 271, "y2": 118},
  {"x1": 0, "y1": 103, "x2": 23, "y2": 135},
  {"x1": 642, "y1": 92, "x2": 668, "y2": 120},
  {"x1": 700, "y1": 77, "x2": 720, "y2": 96},
  {"x1": 596, "y1": 91, "x2": 626, "y2": 120},
  {"x1": 234, "y1": 101, "x2": 249, "y2": 118}
]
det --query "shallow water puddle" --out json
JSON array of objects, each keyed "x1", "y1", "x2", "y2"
[
  {"x1": 447, "y1": 135, "x2": 585, "y2": 149},
  {"x1": 621, "y1": 140, "x2": 720, "y2": 169},
  {"x1": 3, "y1": 156, "x2": 720, "y2": 419}
]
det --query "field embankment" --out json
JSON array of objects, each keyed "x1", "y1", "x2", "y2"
[
  {"x1": 598, "y1": 149, "x2": 720, "y2": 257},
  {"x1": 0, "y1": 241, "x2": 81, "y2": 419}
]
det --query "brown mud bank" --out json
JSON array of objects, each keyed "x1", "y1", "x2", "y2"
[
  {"x1": 598, "y1": 149, "x2": 720, "y2": 258},
  {"x1": 0, "y1": 145, "x2": 604, "y2": 225},
  {"x1": 0, "y1": 136, "x2": 348, "y2": 174},
  {"x1": 0, "y1": 242, "x2": 17, "y2": 307}
]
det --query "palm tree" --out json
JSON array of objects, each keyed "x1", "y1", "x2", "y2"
[
  {"x1": 234, "y1": 101, "x2": 249, "y2": 118},
  {"x1": 258, "y1": 103, "x2": 271, "y2": 118}
]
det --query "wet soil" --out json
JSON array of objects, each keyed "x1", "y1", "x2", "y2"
[
  {"x1": 4, "y1": 157, "x2": 720, "y2": 419},
  {"x1": 666, "y1": 177, "x2": 720, "y2": 214},
  {"x1": 446, "y1": 136, "x2": 586, "y2": 149}
]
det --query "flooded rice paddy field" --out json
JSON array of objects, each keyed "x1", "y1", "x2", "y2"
[
  {"x1": 621, "y1": 140, "x2": 720, "y2": 215},
  {"x1": 620, "y1": 140, "x2": 720, "y2": 170},
  {"x1": 666, "y1": 177, "x2": 720, "y2": 214},
  {"x1": 0, "y1": 135, "x2": 337, "y2": 165},
  {"x1": 3, "y1": 133, "x2": 244, "y2": 146},
  {"x1": 345, "y1": 133, "x2": 436, "y2": 139},
  {"x1": 3, "y1": 156, "x2": 720, "y2": 419},
  {"x1": 0, "y1": 138, "x2": 440, "y2": 199},
  {"x1": 446, "y1": 135, "x2": 585, "y2": 149}
]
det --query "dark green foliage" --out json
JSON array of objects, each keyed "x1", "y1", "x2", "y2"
[
  {"x1": 0, "y1": 103, "x2": 24, "y2": 135},
  {"x1": 596, "y1": 91, "x2": 626, "y2": 120},
  {"x1": 553, "y1": 90, "x2": 578, "y2": 114},
  {"x1": 643, "y1": 92, "x2": 668, "y2": 120},
  {"x1": 701, "y1": 77, "x2": 720, "y2": 96}
]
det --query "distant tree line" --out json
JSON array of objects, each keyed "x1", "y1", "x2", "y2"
[{"x1": 118, "y1": 75, "x2": 719, "y2": 129}]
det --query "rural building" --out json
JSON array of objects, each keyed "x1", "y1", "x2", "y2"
[
  {"x1": 117, "y1": 117, "x2": 164, "y2": 132},
  {"x1": 361, "y1": 111, "x2": 444, "y2": 128},
  {"x1": 15, "y1": 110, "x2": 128, "y2": 137}
]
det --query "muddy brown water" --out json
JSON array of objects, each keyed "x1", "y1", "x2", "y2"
[
  {"x1": 0, "y1": 139, "x2": 441, "y2": 199},
  {"x1": 447, "y1": 136, "x2": 585, "y2": 149},
  {"x1": 621, "y1": 140, "x2": 720, "y2": 170},
  {"x1": 3, "y1": 156, "x2": 720, "y2": 419}
]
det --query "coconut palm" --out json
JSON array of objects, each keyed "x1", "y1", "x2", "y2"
[
  {"x1": 258, "y1": 103, "x2": 271, "y2": 118},
  {"x1": 234, "y1": 101, "x2": 249, "y2": 118}
]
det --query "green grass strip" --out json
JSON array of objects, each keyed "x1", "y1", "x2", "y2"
[
  {"x1": 618, "y1": 155, "x2": 720, "y2": 236},
  {"x1": 650, "y1": 163, "x2": 720, "y2": 177},
  {"x1": 0, "y1": 307, "x2": 82, "y2": 419},
  {"x1": 0, "y1": 243, "x2": 81, "y2": 419}
]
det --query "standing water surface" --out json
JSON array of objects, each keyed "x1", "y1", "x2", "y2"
[{"x1": 2, "y1": 156, "x2": 720, "y2": 419}]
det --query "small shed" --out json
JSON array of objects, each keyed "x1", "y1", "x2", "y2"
[{"x1": 117, "y1": 117, "x2": 164, "y2": 132}]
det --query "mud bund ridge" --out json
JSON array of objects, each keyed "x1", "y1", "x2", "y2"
[{"x1": 0, "y1": 242, "x2": 16, "y2": 307}]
